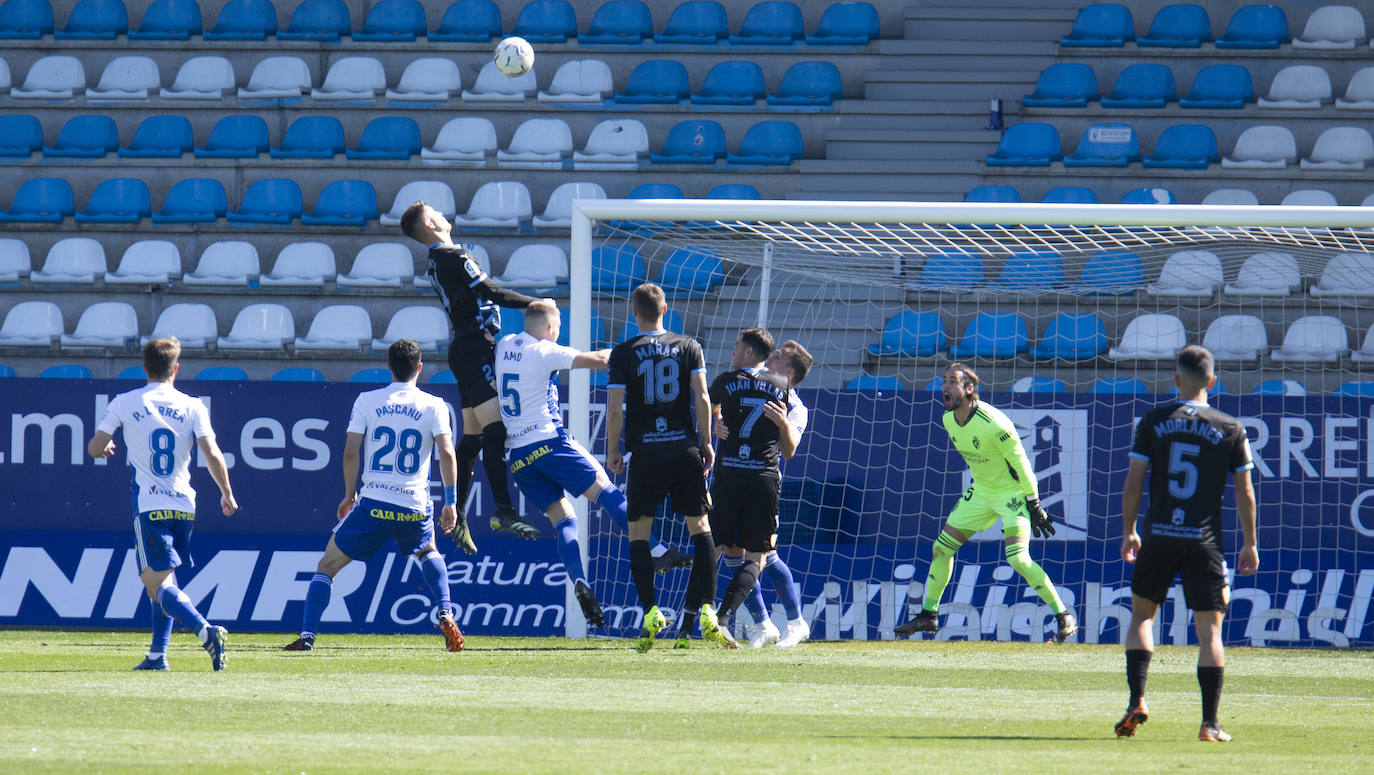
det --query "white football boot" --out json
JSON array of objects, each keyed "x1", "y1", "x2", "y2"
[
  {"x1": 748, "y1": 618, "x2": 780, "y2": 648},
  {"x1": 774, "y1": 617, "x2": 810, "y2": 649}
]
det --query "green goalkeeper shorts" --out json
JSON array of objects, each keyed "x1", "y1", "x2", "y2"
[{"x1": 946, "y1": 485, "x2": 1032, "y2": 539}]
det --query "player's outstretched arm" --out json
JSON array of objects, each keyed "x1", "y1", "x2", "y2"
[
  {"x1": 196, "y1": 436, "x2": 238, "y2": 516},
  {"x1": 87, "y1": 430, "x2": 116, "y2": 459},
  {"x1": 1234, "y1": 468, "x2": 1259, "y2": 575},
  {"x1": 690, "y1": 371, "x2": 713, "y2": 474},
  {"x1": 338, "y1": 432, "x2": 363, "y2": 520},
  {"x1": 474, "y1": 272, "x2": 538, "y2": 309},
  {"x1": 605, "y1": 386, "x2": 626, "y2": 475},
  {"x1": 1120, "y1": 458, "x2": 1148, "y2": 562},
  {"x1": 570, "y1": 349, "x2": 611, "y2": 370}
]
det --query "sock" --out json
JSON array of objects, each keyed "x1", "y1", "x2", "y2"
[
  {"x1": 679, "y1": 532, "x2": 717, "y2": 638},
  {"x1": 721, "y1": 555, "x2": 743, "y2": 606},
  {"x1": 481, "y1": 422, "x2": 513, "y2": 509},
  {"x1": 417, "y1": 550, "x2": 452, "y2": 616},
  {"x1": 1004, "y1": 542, "x2": 1068, "y2": 614},
  {"x1": 300, "y1": 572, "x2": 333, "y2": 639},
  {"x1": 554, "y1": 516, "x2": 586, "y2": 583},
  {"x1": 629, "y1": 540, "x2": 656, "y2": 610},
  {"x1": 1198, "y1": 665, "x2": 1224, "y2": 724},
  {"x1": 156, "y1": 584, "x2": 209, "y2": 640},
  {"x1": 594, "y1": 484, "x2": 629, "y2": 533},
  {"x1": 456, "y1": 433, "x2": 482, "y2": 509},
  {"x1": 922, "y1": 533, "x2": 961, "y2": 612},
  {"x1": 148, "y1": 600, "x2": 172, "y2": 658},
  {"x1": 763, "y1": 554, "x2": 802, "y2": 620},
  {"x1": 719, "y1": 560, "x2": 762, "y2": 619},
  {"x1": 744, "y1": 582, "x2": 768, "y2": 624},
  {"x1": 1126, "y1": 649, "x2": 1152, "y2": 706}
]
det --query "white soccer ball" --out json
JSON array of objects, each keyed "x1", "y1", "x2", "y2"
[{"x1": 493, "y1": 36, "x2": 534, "y2": 77}]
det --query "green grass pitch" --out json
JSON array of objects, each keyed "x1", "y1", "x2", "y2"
[{"x1": 1, "y1": 630, "x2": 1370, "y2": 774}]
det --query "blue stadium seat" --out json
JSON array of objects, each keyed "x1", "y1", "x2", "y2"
[
  {"x1": 272, "y1": 367, "x2": 326, "y2": 382},
  {"x1": 1064, "y1": 123, "x2": 1139, "y2": 167},
  {"x1": 75, "y1": 178, "x2": 151, "y2": 224},
  {"x1": 194, "y1": 115, "x2": 269, "y2": 158},
  {"x1": 964, "y1": 185, "x2": 1020, "y2": 203},
  {"x1": 656, "y1": 0, "x2": 726, "y2": 44},
  {"x1": 1070, "y1": 250, "x2": 1144, "y2": 294},
  {"x1": 0, "y1": 177, "x2": 74, "y2": 223},
  {"x1": 1169, "y1": 379, "x2": 1226, "y2": 396},
  {"x1": 1216, "y1": 4, "x2": 1288, "y2": 49},
  {"x1": 1059, "y1": 3, "x2": 1134, "y2": 47},
  {"x1": 1142, "y1": 124, "x2": 1218, "y2": 169},
  {"x1": 512, "y1": 0, "x2": 576, "y2": 42},
  {"x1": 346, "y1": 116, "x2": 422, "y2": 160},
  {"x1": 866, "y1": 310, "x2": 947, "y2": 357},
  {"x1": 0, "y1": 0, "x2": 53, "y2": 37},
  {"x1": 844, "y1": 374, "x2": 902, "y2": 391},
  {"x1": 197, "y1": 366, "x2": 249, "y2": 381},
  {"x1": 226, "y1": 178, "x2": 303, "y2": 225},
  {"x1": 1012, "y1": 376, "x2": 1067, "y2": 393},
  {"x1": 592, "y1": 244, "x2": 646, "y2": 293},
  {"x1": 912, "y1": 252, "x2": 984, "y2": 290},
  {"x1": 353, "y1": 0, "x2": 426, "y2": 41},
  {"x1": 992, "y1": 249, "x2": 1063, "y2": 291},
  {"x1": 428, "y1": 370, "x2": 457, "y2": 384},
  {"x1": 613, "y1": 59, "x2": 690, "y2": 104},
  {"x1": 656, "y1": 247, "x2": 723, "y2": 295},
  {"x1": 729, "y1": 1, "x2": 802, "y2": 45},
  {"x1": 40, "y1": 364, "x2": 95, "y2": 379},
  {"x1": 271, "y1": 116, "x2": 346, "y2": 159},
  {"x1": 1029, "y1": 312, "x2": 1107, "y2": 360},
  {"x1": 118, "y1": 115, "x2": 194, "y2": 158},
  {"x1": 1137, "y1": 3, "x2": 1211, "y2": 47},
  {"x1": 692, "y1": 60, "x2": 766, "y2": 105},
  {"x1": 555, "y1": 308, "x2": 607, "y2": 348},
  {"x1": 152, "y1": 178, "x2": 226, "y2": 224},
  {"x1": 350, "y1": 368, "x2": 392, "y2": 383},
  {"x1": 278, "y1": 0, "x2": 350, "y2": 40},
  {"x1": 806, "y1": 1, "x2": 878, "y2": 45},
  {"x1": 1041, "y1": 186, "x2": 1098, "y2": 204},
  {"x1": 1252, "y1": 379, "x2": 1306, "y2": 396},
  {"x1": 1101, "y1": 64, "x2": 1176, "y2": 108},
  {"x1": 607, "y1": 182, "x2": 684, "y2": 231},
  {"x1": 1120, "y1": 186, "x2": 1176, "y2": 204},
  {"x1": 580, "y1": 0, "x2": 651, "y2": 44},
  {"x1": 43, "y1": 114, "x2": 118, "y2": 159},
  {"x1": 985, "y1": 123, "x2": 1061, "y2": 166},
  {"x1": 129, "y1": 0, "x2": 201, "y2": 38},
  {"x1": 727, "y1": 120, "x2": 803, "y2": 166},
  {"x1": 621, "y1": 309, "x2": 685, "y2": 339},
  {"x1": 767, "y1": 61, "x2": 842, "y2": 107},
  {"x1": 203, "y1": 0, "x2": 276, "y2": 39},
  {"x1": 950, "y1": 312, "x2": 1028, "y2": 358},
  {"x1": 430, "y1": 0, "x2": 499, "y2": 40},
  {"x1": 1333, "y1": 381, "x2": 1374, "y2": 398},
  {"x1": 117, "y1": 365, "x2": 145, "y2": 379},
  {"x1": 1021, "y1": 63, "x2": 1098, "y2": 108},
  {"x1": 55, "y1": 0, "x2": 126, "y2": 39},
  {"x1": 705, "y1": 184, "x2": 760, "y2": 199},
  {"x1": 1180, "y1": 65, "x2": 1254, "y2": 109},
  {"x1": 1091, "y1": 377, "x2": 1147, "y2": 394},
  {"x1": 301, "y1": 180, "x2": 378, "y2": 227},
  {"x1": 0, "y1": 114, "x2": 43, "y2": 157},
  {"x1": 498, "y1": 308, "x2": 525, "y2": 339},
  {"x1": 650, "y1": 120, "x2": 726, "y2": 163}
]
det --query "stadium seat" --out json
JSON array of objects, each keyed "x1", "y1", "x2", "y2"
[
  {"x1": 60, "y1": 302, "x2": 137, "y2": 348},
  {"x1": 1252, "y1": 379, "x2": 1307, "y2": 396},
  {"x1": 1011, "y1": 376, "x2": 1067, "y2": 393},
  {"x1": 347, "y1": 116, "x2": 421, "y2": 160},
  {"x1": 657, "y1": 247, "x2": 723, "y2": 295},
  {"x1": 1147, "y1": 250, "x2": 1222, "y2": 296},
  {"x1": 460, "y1": 242, "x2": 505, "y2": 280},
  {"x1": 1258, "y1": 65, "x2": 1332, "y2": 109},
  {"x1": 728, "y1": 121, "x2": 803, "y2": 166},
  {"x1": 1091, "y1": 377, "x2": 1146, "y2": 394},
  {"x1": 182, "y1": 241, "x2": 260, "y2": 286},
  {"x1": 55, "y1": 0, "x2": 126, "y2": 38},
  {"x1": 0, "y1": 238, "x2": 31, "y2": 282},
  {"x1": 614, "y1": 60, "x2": 690, "y2": 104},
  {"x1": 75, "y1": 178, "x2": 151, "y2": 224},
  {"x1": 1101, "y1": 64, "x2": 1176, "y2": 108},
  {"x1": 1293, "y1": 5, "x2": 1366, "y2": 48},
  {"x1": 152, "y1": 178, "x2": 226, "y2": 224},
  {"x1": 105, "y1": 240, "x2": 181, "y2": 285},
  {"x1": 536, "y1": 59, "x2": 612, "y2": 104},
  {"x1": 40, "y1": 364, "x2": 94, "y2": 379},
  {"x1": 807, "y1": 1, "x2": 877, "y2": 45},
  {"x1": 1224, "y1": 251, "x2": 1300, "y2": 297},
  {"x1": 1108, "y1": 313, "x2": 1185, "y2": 360},
  {"x1": 1064, "y1": 123, "x2": 1139, "y2": 167},
  {"x1": 0, "y1": 301, "x2": 63, "y2": 346},
  {"x1": 573, "y1": 119, "x2": 648, "y2": 168},
  {"x1": 430, "y1": 0, "x2": 499, "y2": 40},
  {"x1": 1041, "y1": 186, "x2": 1097, "y2": 204},
  {"x1": 43, "y1": 114, "x2": 118, "y2": 158},
  {"x1": 706, "y1": 184, "x2": 761, "y2": 199},
  {"x1": 1270, "y1": 315, "x2": 1348, "y2": 361},
  {"x1": 116, "y1": 365, "x2": 145, "y2": 379},
  {"x1": 1352, "y1": 325, "x2": 1374, "y2": 363},
  {"x1": 118, "y1": 115, "x2": 193, "y2": 158},
  {"x1": 1180, "y1": 64, "x2": 1254, "y2": 109},
  {"x1": 621, "y1": 310, "x2": 685, "y2": 339},
  {"x1": 912, "y1": 252, "x2": 983, "y2": 290},
  {"x1": 11, "y1": 55, "x2": 83, "y2": 99},
  {"x1": 295, "y1": 305, "x2": 372, "y2": 351},
  {"x1": 0, "y1": 177, "x2": 74, "y2": 223},
  {"x1": 1336, "y1": 67, "x2": 1374, "y2": 110},
  {"x1": 730, "y1": 0, "x2": 802, "y2": 44},
  {"x1": 350, "y1": 368, "x2": 392, "y2": 383},
  {"x1": 383, "y1": 57, "x2": 460, "y2": 102},
  {"x1": 651, "y1": 120, "x2": 727, "y2": 164},
  {"x1": 218, "y1": 303, "x2": 294, "y2": 350},
  {"x1": 0, "y1": 114, "x2": 42, "y2": 157},
  {"x1": 204, "y1": 0, "x2": 274, "y2": 38},
  {"x1": 1222, "y1": 126, "x2": 1296, "y2": 168},
  {"x1": 271, "y1": 116, "x2": 345, "y2": 159},
  {"x1": 866, "y1": 310, "x2": 947, "y2": 357},
  {"x1": 451, "y1": 181, "x2": 531, "y2": 229},
  {"x1": 512, "y1": 0, "x2": 576, "y2": 41},
  {"x1": 353, "y1": 0, "x2": 425, "y2": 40},
  {"x1": 950, "y1": 312, "x2": 1028, "y2": 358},
  {"x1": 1021, "y1": 63, "x2": 1098, "y2": 108},
  {"x1": 239, "y1": 56, "x2": 312, "y2": 101},
  {"x1": 992, "y1": 249, "x2": 1063, "y2": 291},
  {"x1": 1311, "y1": 252, "x2": 1374, "y2": 296},
  {"x1": 1142, "y1": 124, "x2": 1218, "y2": 169},
  {"x1": 692, "y1": 61, "x2": 766, "y2": 106},
  {"x1": 1059, "y1": 3, "x2": 1134, "y2": 47},
  {"x1": 0, "y1": 0, "x2": 53, "y2": 37},
  {"x1": 498, "y1": 308, "x2": 526, "y2": 339},
  {"x1": 312, "y1": 57, "x2": 385, "y2": 102},
  {"x1": 1202, "y1": 314, "x2": 1267, "y2": 360},
  {"x1": 226, "y1": 178, "x2": 303, "y2": 226},
  {"x1": 461, "y1": 61, "x2": 537, "y2": 102},
  {"x1": 1137, "y1": 3, "x2": 1211, "y2": 47},
  {"x1": 260, "y1": 241, "x2": 335, "y2": 287},
  {"x1": 422, "y1": 117, "x2": 497, "y2": 166},
  {"x1": 844, "y1": 374, "x2": 902, "y2": 392},
  {"x1": 195, "y1": 366, "x2": 249, "y2": 381},
  {"x1": 272, "y1": 367, "x2": 325, "y2": 382},
  {"x1": 607, "y1": 182, "x2": 685, "y2": 231},
  {"x1": 379, "y1": 181, "x2": 455, "y2": 226},
  {"x1": 581, "y1": 0, "x2": 651, "y2": 44},
  {"x1": 1029, "y1": 312, "x2": 1107, "y2": 360},
  {"x1": 86, "y1": 56, "x2": 159, "y2": 101},
  {"x1": 497, "y1": 117, "x2": 573, "y2": 168},
  {"x1": 337, "y1": 242, "x2": 414, "y2": 288},
  {"x1": 964, "y1": 185, "x2": 1020, "y2": 203},
  {"x1": 1333, "y1": 382, "x2": 1374, "y2": 398},
  {"x1": 768, "y1": 60, "x2": 842, "y2": 108},
  {"x1": 30, "y1": 238, "x2": 105, "y2": 284},
  {"x1": 984, "y1": 123, "x2": 1061, "y2": 166},
  {"x1": 1280, "y1": 189, "x2": 1337, "y2": 206},
  {"x1": 1121, "y1": 187, "x2": 1173, "y2": 206},
  {"x1": 302, "y1": 180, "x2": 378, "y2": 227},
  {"x1": 554, "y1": 308, "x2": 607, "y2": 348},
  {"x1": 533, "y1": 181, "x2": 605, "y2": 229},
  {"x1": 159, "y1": 56, "x2": 234, "y2": 100},
  {"x1": 1216, "y1": 4, "x2": 1289, "y2": 48},
  {"x1": 372, "y1": 306, "x2": 450, "y2": 351},
  {"x1": 1070, "y1": 250, "x2": 1143, "y2": 294},
  {"x1": 278, "y1": 0, "x2": 350, "y2": 40},
  {"x1": 494, "y1": 243, "x2": 567, "y2": 289},
  {"x1": 1200, "y1": 188, "x2": 1259, "y2": 205},
  {"x1": 656, "y1": 0, "x2": 727, "y2": 44},
  {"x1": 592, "y1": 245, "x2": 646, "y2": 294},
  {"x1": 1302, "y1": 127, "x2": 1374, "y2": 170},
  {"x1": 195, "y1": 115, "x2": 268, "y2": 158}
]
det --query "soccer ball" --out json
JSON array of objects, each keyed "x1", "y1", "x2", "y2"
[{"x1": 493, "y1": 36, "x2": 534, "y2": 77}]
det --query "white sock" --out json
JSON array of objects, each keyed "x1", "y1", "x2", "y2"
[{"x1": 147, "y1": 651, "x2": 164, "y2": 660}]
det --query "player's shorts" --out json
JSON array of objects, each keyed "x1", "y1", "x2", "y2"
[
  {"x1": 333, "y1": 497, "x2": 435, "y2": 560},
  {"x1": 946, "y1": 485, "x2": 1032, "y2": 539},
  {"x1": 626, "y1": 445, "x2": 710, "y2": 521},
  {"x1": 133, "y1": 510, "x2": 196, "y2": 573},
  {"x1": 709, "y1": 472, "x2": 780, "y2": 553},
  {"x1": 446, "y1": 339, "x2": 498, "y2": 409},
  {"x1": 1132, "y1": 537, "x2": 1230, "y2": 612},
  {"x1": 509, "y1": 434, "x2": 601, "y2": 514}
]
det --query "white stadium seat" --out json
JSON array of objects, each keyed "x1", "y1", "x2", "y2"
[
  {"x1": 379, "y1": 180, "x2": 455, "y2": 226},
  {"x1": 1222, "y1": 125, "x2": 1298, "y2": 168},
  {"x1": 1292, "y1": 5, "x2": 1367, "y2": 49},
  {"x1": 61, "y1": 301, "x2": 138, "y2": 347},
  {"x1": 1271, "y1": 316, "x2": 1349, "y2": 362},
  {"x1": 217, "y1": 303, "x2": 295, "y2": 350},
  {"x1": 312, "y1": 57, "x2": 385, "y2": 102},
  {"x1": 1147, "y1": 250, "x2": 1222, "y2": 297},
  {"x1": 537, "y1": 59, "x2": 613, "y2": 104},
  {"x1": 12, "y1": 56, "x2": 85, "y2": 100},
  {"x1": 86, "y1": 56, "x2": 160, "y2": 101},
  {"x1": 451, "y1": 181, "x2": 531, "y2": 229},
  {"x1": 261, "y1": 241, "x2": 336, "y2": 287},
  {"x1": 494, "y1": 243, "x2": 568, "y2": 289},
  {"x1": 496, "y1": 117, "x2": 573, "y2": 169},
  {"x1": 238, "y1": 56, "x2": 312, "y2": 100},
  {"x1": 0, "y1": 301, "x2": 63, "y2": 346},
  {"x1": 159, "y1": 56, "x2": 235, "y2": 100},
  {"x1": 385, "y1": 57, "x2": 461, "y2": 102},
  {"x1": 105, "y1": 240, "x2": 182, "y2": 285},
  {"x1": 371, "y1": 306, "x2": 450, "y2": 351},
  {"x1": 1202, "y1": 315, "x2": 1268, "y2": 360},
  {"x1": 0, "y1": 238, "x2": 32, "y2": 282},
  {"x1": 573, "y1": 119, "x2": 649, "y2": 169},
  {"x1": 1224, "y1": 251, "x2": 1302, "y2": 297},
  {"x1": 145, "y1": 303, "x2": 217, "y2": 349},
  {"x1": 1200, "y1": 188, "x2": 1259, "y2": 206},
  {"x1": 533, "y1": 181, "x2": 606, "y2": 229},
  {"x1": 1108, "y1": 313, "x2": 1185, "y2": 360},
  {"x1": 461, "y1": 61, "x2": 536, "y2": 102},
  {"x1": 337, "y1": 242, "x2": 414, "y2": 288},
  {"x1": 421, "y1": 117, "x2": 497, "y2": 166},
  {"x1": 1258, "y1": 65, "x2": 1332, "y2": 109},
  {"x1": 182, "y1": 241, "x2": 260, "y2": 286},
  {"x1": 295, "y1": 305, "x2": 373, "y2": 351},
  {"x1": 1301, "y1": 126, "x2": 1374, "y2": 170},
  {"x1": 1310, "y1": 252, "x2": 1374, "y2": 297},
  {"x1": 30, "y1": 237, "x2": 106, "y2": 284}
]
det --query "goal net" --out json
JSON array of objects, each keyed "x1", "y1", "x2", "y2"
[{"x1": 562, "y1": 200, "x2": 1374, "y2": 648}]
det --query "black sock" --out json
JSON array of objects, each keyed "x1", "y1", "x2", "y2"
[
  {"x1": 1126, "y1": 649, "x2": 1152, "y2": 706},
  {"x1": 1198, "y1": 665, "x2": 1224, "y2": 725},
  {"x1": 480, "y1": 422, "x2": 513, "y2": 509},
  {"x1": 684, "y1": 532, "x2": 717, "y2": 611},
  {"x1": 719, "y1": 560, "x2": 761, "y2": 619},
  {"x1": 456, "y1": 434, "x2": 482, "y2": 510},
  {"x1": 629, "y1": 539, "x2": 656, "y2": 610}
]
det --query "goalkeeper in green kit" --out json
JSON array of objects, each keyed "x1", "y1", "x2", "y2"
[{"x1": 895, "y1": 363, "x2": 1078, "y2": 642}]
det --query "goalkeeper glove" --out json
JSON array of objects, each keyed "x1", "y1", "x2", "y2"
[{"x1": 1026, "y1": 495, "x2": 1055, "y2": 539}]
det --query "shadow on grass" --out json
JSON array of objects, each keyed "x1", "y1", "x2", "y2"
[{"x1": 820, "y1": 734, "x2": 1092, "y2": 742}]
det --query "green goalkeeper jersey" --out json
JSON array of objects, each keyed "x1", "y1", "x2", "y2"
[{"x1": 941, "y1": 400, "x2": 1038, "y2": 498}]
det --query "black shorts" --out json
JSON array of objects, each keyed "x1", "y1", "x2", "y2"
[
  {"x1": 1132, "y1": 537, "x2": 1230, "y2": 612},
  {"x1": 626, "y1": 445, "x2": 710, "y2": 521},
  {"x1": 709, "y1": 472, "x2": 780, "y2": 553},
  {"x1": 447, "y1": 340, "x2": 497, "y2": 409}
]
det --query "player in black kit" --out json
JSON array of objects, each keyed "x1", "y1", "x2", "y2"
[
  {"x1": 1115, "y1": 345, "x2": 1259, "y2": 743},
  {"x1": 400, "y1": 200, "x2": 542, "y2": 543},
  {"x1": 605, "y1": 283, "x2": 715, "y2": 652}
]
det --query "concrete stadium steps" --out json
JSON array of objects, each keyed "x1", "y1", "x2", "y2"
[
  {"x1": 862, "y1": 69, "x2": 1036, "y2": 102},
  {"x1": 822, "y1": 128, "x2": 1000, "y2": 161},
  {"x1": 903, "y1": 4, "x2": 1079, "y2": 43},
  {"x1": 874, "y1": 39, "x2": 1056, "y2": 72},
  {"x1": 834, "y1": 99, "x2": 1008, "y2": 131},
  {"x1": 792, "y1": 159, "x2": 982, "y2": 200}
]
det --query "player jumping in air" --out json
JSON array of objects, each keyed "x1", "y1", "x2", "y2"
[
  {"x1": 895, "y1": 363, "x2": 1078, "y2": 643},
  {"x1": 1116, "y1": 345, "x2": 1259, "y2": 743}
]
